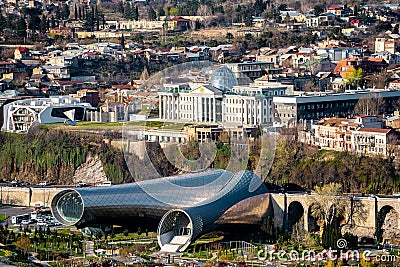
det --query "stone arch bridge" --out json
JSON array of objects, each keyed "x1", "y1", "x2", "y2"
[{"x1": 270, "y1": 193, "x2": 400, "y2": 241}]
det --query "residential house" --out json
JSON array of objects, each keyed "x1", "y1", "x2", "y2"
[
  {"x1": 279, "y1": 11, "x2": 307, "y2": 23},
  {"x1": 47, "y1": 56, "x2": 78, "y2": 68},
  {"x1": 375, "y1": 38, "x2": 397, "y2": 54},
  {"x1": 14, "y1": 47, "x2": 30, "y2": 60},
  {"x1": 334, "y1": 58, "x2": 388, "y2": 76},
  {"x1": 326, "y1": 5, "x2": 348, "y2": 17},
  {"x1": 70, "y1": 89, "x2": 100, "y2": 107},
  {"x1": 225, "y1": 62, "x2": 274, "y2": 81},
  {"x1": 317, "y1": 47, "x2": 363, "y2": 63},
  {"x1": 167, "y1": 16, "x2": 191, "y2": 31},
  {"x1": 0, "y1": 61, "x2": 15, "y2": 78},
  {"x1": 370, "y1": 51, "x2": 400, "y2": 65}
]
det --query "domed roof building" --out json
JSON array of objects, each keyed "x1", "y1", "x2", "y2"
[{"x1": 209, "y1": 67, "x2": 238, "y2": 92}]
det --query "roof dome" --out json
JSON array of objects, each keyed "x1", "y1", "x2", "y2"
[{"x1": 209, "y1": 67, "x2": 238, "y2": 92}]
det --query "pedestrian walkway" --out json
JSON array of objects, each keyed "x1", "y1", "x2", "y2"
[{"x1": 84, "y1": 241, "x2": 96, "y2": 257}]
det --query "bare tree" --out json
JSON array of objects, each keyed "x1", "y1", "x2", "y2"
[
  {"x1": 197, "y1": 5, "x2": 213, "y2": 28},
  {"x1": 302, "y1": 81, "x2": 318, "y2": 92},
  {"x1": 367, "y1": 70, "x2": 391, "y2": 89},
  {"x1": 354, "y1": 93, "x2": 385, "y2": 116}
]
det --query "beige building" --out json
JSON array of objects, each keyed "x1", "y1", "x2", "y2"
[
  {"x1": 375, "y1": 38, "x2": 396, "y2": 54},
  {"x1": 300, "y1": 117, "x2": 395, "y2": 157}
]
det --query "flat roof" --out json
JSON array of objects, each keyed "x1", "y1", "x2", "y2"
[{"x1": 273, "y1": 89, "x2": 400, "y2": 104}]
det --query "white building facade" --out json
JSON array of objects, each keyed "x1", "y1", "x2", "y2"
[
  {"x1": 2, "y1": 96, "x2": 93, "y2": 132},
  {"x1": 158, "y1": 83, "x2": 287, "y2": 126}
]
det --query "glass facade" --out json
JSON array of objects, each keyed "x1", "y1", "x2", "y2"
[
  {"x1": 51, "y1": 169, "x2": 269, "y2": 252},
  {"x1": 209, "y1": 67, "x2": 238, "y2": 92},
  {"x1": 56, "y1": 191, "x2": 83, "y2": 223}
]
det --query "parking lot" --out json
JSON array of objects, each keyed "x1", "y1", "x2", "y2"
[
  {"x1": 0, "y1": 205, "x2": 33, "y2": 225},
  {"x1": 0, "y1": 205, "x2": 61, "y2": 228}
]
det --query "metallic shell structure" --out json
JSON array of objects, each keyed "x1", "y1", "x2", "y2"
[{"x1": 51, "y1": 169, "x2": 269, "y2": 252}]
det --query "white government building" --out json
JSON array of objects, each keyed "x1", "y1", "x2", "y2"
[{"x1": 158, "y1": 67, "x2": 287, "y2": 126}]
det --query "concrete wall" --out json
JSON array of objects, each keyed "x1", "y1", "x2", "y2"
[{"x1": 0, "y1": 187, "x2": 65, "y2": 207}]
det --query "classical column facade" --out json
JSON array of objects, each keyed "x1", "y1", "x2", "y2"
[{"x1": 213, "y1": 98, "x2": 216, "y2": 122}]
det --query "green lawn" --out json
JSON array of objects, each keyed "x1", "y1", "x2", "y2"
[
  {"x1": 42, "y1": 120, "x2": 193, "y2": 132},
  {"x1": 0, "y1": 214, "x2": 8, "y2": 221}
]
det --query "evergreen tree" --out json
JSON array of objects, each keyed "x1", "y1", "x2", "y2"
[
  {"x1": 0, "y1": 14, "x2": 5, "y2": 34},
  {"x1": 28, "y1": 9, "x2": 40, "y2": 32},
  {"x1": 55, "y1": 7, "x2": 61, "y2": 20},
  {"x1": 83, "y1": 7, "x2": 94, "y2": 31},
  {"x1": 124, "y1": 3, "x2": 133, "y2": 19},
  {"x1": 78, "y1": 6, "x2": 82, "y2": 20},
  {"x1": 148, "y1": 6, "x2": 156, "y2": 20},
  {"x1": 61, "y1": 4, "x2": 70, "y2": 19},
  {"x1": 157, "y1": 6, "x2": 165, "y2": 16},
  {"x1": 74, "y1": 4, "x2": 78, "y2": 20},
  {"x1": 39, "y1": 14, "x2": 47, "y2": 34},
  {"x1": 16, "y1": 17, "x2": 27, "y2": 37},
  {"x1": 133, "y1": 5, "x2": 139, "y2": 21},
  {"x1": 50, "y1": 15, "x2": 55, "y2": 28},
  {"x1": 120, "y1": 33, "x2": 125, "y2": 48},
  {"x1": 118, "y1": 1, "x2": 124, "y2": 14},
  {"x1": 95, "y1": 5, "x2": 99, "y2": 31}
]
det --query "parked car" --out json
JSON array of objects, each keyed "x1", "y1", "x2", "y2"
[
  {"x1": 76, "y1": 182, "x2": 87, "y2": 187},
  {"x1": 11, "y1": 180, "x2": 20, "y2": 187},
  {"x1": 39, "y1": 181, "x2": 48, "y2": 187}
]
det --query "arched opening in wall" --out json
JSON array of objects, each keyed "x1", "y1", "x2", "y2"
[
  {"x1": 157, "y1": 209, "x2": 193, "y2": 252},
  {"x1": 288, "y1": 201, "x2": 305, "y2": 239},
  {"x1": 378, "y1": 205, "x2": 399, "y2": 244},
  {"x1": 307, "y1": 205, "x2": 320, "y2": 233}
]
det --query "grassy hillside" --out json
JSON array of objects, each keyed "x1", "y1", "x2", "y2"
[{"x1": 0, "y1": 126, "x2": 133, "y2": 185}]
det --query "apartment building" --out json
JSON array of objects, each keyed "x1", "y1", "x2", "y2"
[{"x1": 300, "y1": 117, "x2": 396, "y2": 156}]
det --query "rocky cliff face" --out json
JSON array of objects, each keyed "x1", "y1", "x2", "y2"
[{"x1": 73, "y1": 154, "x2": 108, "y2": 185}]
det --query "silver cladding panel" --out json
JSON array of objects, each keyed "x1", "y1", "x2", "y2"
[{"x1": 51, "y1": 169, "x2": 235, "y2": 226}]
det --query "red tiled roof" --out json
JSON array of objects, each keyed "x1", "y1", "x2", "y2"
[
  {"x1": 112, "y1": 84, "x2": 135, "y2": 90},
  {"x1": 168, "y1": 16, "x2": 191, "y2": 22},
  {"x1": 328, "y1": 5, "x2": 343, "y2": 10},
  {"x1": 84, "y1": 51, "x2": 100, "y2": 55},
  {"x1": 15, "y1": 47, "x2": 29, "y2": 52},
  {"x1": 357, "y1": 128, "x2": 391, "y2": 134},
  {"x1": 190, "y1": 47, "x2": 201, "y2": 52}
]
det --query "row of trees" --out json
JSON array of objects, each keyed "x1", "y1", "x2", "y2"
[{"x1": 83, "y1": 5, "x2": 105, "y2": 32}]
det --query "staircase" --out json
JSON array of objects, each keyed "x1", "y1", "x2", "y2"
[{"x1": 160, "y1": 235, "x2": 190, "y2": 253}]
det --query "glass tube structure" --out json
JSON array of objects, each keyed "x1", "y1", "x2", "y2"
[{"x1": 51, "y1": 169, "x2": 269, "y2": 252}]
